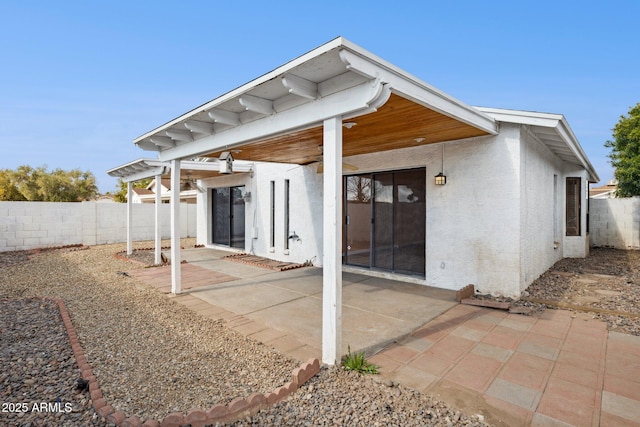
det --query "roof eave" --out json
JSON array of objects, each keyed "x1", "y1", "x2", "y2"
[
  {"x1": 134, "y1": 37, "x2": 348, "y2": 144},
  {"x1": 134, "y1": 37, "x2": 497, "y2": 157},
  {"x1": 476, "y1": 107, "x2": 600, "y2": 183}
]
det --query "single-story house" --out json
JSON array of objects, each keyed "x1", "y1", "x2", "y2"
[
  {"x1": 590, "y1": 180, "x2": 617, "y2": 199},
  {"x1": 109, "y1": 37, "x2": 599, "y2": 364}
]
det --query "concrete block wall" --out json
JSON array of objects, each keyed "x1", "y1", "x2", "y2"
[
  {"x1": 590, "y1": 197, "x2": 640, "y2": 249},
  {"x1": 0, "y1": 201, "x2": 196, "y2": 252}
]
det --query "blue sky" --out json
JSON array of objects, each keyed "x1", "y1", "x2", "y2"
[{"x1": 1, "y1": 1, "x2": 637, "y2": 192}]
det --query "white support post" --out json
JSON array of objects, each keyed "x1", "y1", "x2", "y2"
[
  {"x1": 154, "y1": 174, "x2": 162, "y2": 265},
  {"x1": 170, "y1": 160, "x2": 181, "y2": 294},
  {"x1": 126, "y1": 181, "x2": 133, "y2": 255},
  {"x1": 322, "y1": 116, "x2": 343, "y2": 365}
]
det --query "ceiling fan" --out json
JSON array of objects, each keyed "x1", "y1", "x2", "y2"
[{"x1": 179, "y1": 173, "x2": 196, "y2": 191}]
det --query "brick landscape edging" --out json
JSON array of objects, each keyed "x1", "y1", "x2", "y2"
[
  {"x1": 54, "y1": 297, "x2": 321, "y2": 426},
  {"x1": 223, "y1": 253, "x2": 306, "y2": 271}
]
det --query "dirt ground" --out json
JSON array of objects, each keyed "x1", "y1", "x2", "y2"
[{"x1": 523, "y1": 247, "x2": 640, "y2": 335}]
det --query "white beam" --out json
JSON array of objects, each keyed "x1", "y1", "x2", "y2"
[
  {"x1": 150, "y1": 136, "x2": 176, "y2": 148},
  {"x1": 208, "y1": 109, "x2": 240, "y2": 126},
  {"x1": 118, "y1": 166, "x2": 167, "y2": 183},
  {"x1": 170, "y1": 159, "x2": 182, "y2": 294},
  {"x1": 165, "y1": 129, "x2": 193, "y2": 142},
  {"x1": 239, "y1": 94, "x2": 274, "y2": 115},
  {"x1": 282, "y1": 73, "x2": 318, "y2": 100},
  {"x1": 154, "y1": 174, "x2": 162, "y2": 265},
  {"x1": 322, "y1": 116, "x2": 343, "y2": 365},
  {"x1": 184, "y1": 120, "x2": 214, "y2": 135},
  {"x1": 126, "y1": 181, "x2": 133, "y2": 255}
]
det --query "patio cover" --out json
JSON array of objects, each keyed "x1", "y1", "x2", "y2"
[
  {"x1": 126, "y1": 37, "x2": 501, "y2": 364},
  {"x1": 107, "y1": 158, "x2": 253, "y2": 263}
]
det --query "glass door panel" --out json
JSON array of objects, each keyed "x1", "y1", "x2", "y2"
[
  {"x1": 343, "y1": 168, "x2": 426, "y2": 276},
  {"x1": 373, "y1": 173, "x2": 393, "y2": 270},
  {"x1": 230, "y1": 186, "x2": 246, "y2": 249},
  {"x1": 212, "y1": 188, "x2": 230, "y2": 245},
  {"x1": 345, "y1": 175, "x2": 372, "y2": 267},
  {"x1": 394, "y1": 170, "x2": 426, "y2": 274},
  {"x1": 212, "y1": 186, "x2": 245, "y2": 248}
]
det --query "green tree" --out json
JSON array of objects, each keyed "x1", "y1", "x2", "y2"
[
  {"x1": 113, "y1": 178, "x2": 153, "y2": 203},
  {"x1": 605, "y1": 103, "x2": 640, "y2": 197},
  {"x1": 0, "y1": 170, "x2": 26, "y2": 201},
  {"x1": 0, "y1": 165, "x2": 98, "y2": 201}
]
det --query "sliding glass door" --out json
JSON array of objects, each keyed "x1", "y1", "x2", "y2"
[
  {"x1": 212, "y1": 186, "x2": 246, "y2": 249},
  {"x1": 344, "y1": 168, "x2": 425, "y2": 275}
]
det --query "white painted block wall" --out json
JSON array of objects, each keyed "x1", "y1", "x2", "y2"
[
  {"x1": 590, "y1": 197, "x2": 640, "y2": 249},
  {"x1": 0, "y1": 201, "x2": 196, "y2": 252}
]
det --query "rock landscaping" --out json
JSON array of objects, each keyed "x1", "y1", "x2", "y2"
[{"x1": 1, "y1": 242, "x2": 638, "y2": 426}]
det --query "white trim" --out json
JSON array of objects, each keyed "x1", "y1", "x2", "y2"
[
  {"x1": 170, "y1": 160, "x2": 182, "y2": 294},
  {"x1": 322, "y1": 116, "x2": 343, "y2": 365},
  {"x1": 154, "y1": 174, "x2": 162, "y2": 265},
  {"x1": 477, "y1": 107, "x2": 599, "y2": 183}
]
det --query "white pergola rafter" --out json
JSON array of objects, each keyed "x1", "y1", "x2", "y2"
[
  {"x1": 282, "y1": 73, "x2": 318, "y2": 100},
  {"x1": 165, "y1": 129, "x2": 194, "y2": 142},
  {"x1": 184, "y1": 120, "x2": 214, "y2": 135},
  {"x1": 208, "y1": 109, "x2": 241, "y2": 127},
  {"x1": 239, "y1": 94, "x2": 274, "y2": 116}
]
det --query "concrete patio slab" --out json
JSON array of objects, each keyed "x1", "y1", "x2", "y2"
[
  {"x1": 189, "y1": 278, "x2": 308, "y2": 316},
  {"x1": 129, "y1": 248, "x2": 640, "y2": 427}
]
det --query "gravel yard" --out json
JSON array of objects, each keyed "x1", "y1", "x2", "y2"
[
  {"x1": 0, "y1": 240, "x2": 488, "y2": 426},
  {"x1": 496, "y1": 248, "x2": 640, "y2": 336},
  {"x1": 1, "y1": 242, "x2": 639, "y2": 426}
]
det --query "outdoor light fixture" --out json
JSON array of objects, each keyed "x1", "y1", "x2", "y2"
[
  {"x1": 343, "y1": 122, "x2": 357, "y2": 129},
  {"x1": 435, "y1": 144, "x2": 447, "y2": 185}
]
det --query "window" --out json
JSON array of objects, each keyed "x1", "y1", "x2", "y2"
[
  {"x1": 566, "y1": 177, "x2": 581, "y2": 236},
  {"x1": 270, "y1": 181, "x2": 275, "y2": 248},
  {"x1": 284, "y1": 179, "x2": 290, "y2": 250}
]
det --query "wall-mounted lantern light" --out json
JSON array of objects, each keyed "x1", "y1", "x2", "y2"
[{"x1": 435, "y1": 144, "x2": 447, "y2": 185}]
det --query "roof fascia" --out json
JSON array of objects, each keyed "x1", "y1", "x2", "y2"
[
  {"x1": 475, "y1": 107, "x2": 563, "y2": 127},
  {"x1": 477, "y1": 107, "x2": 599, "y2": 183},
  {"x1": 106, "y1": 158, "x2": 165, "y2": 175},
  {"x1": 134, "y1": 37, "x2": 347, "y2": 144},
  {"x1": 555, "y1": 117, "x2": 600, "y2": 182},
  {"x1": 137, "y1": 37, "x2": 497, "y2": 158},
  {"x1": 339, "y1": 46, "x2": 497, "y2": 135}
]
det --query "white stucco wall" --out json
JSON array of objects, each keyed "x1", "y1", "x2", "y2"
[
  {"x1": 519, "y1": 127, "x2": 565, "y2": 294},
  {"x1": 197, "y1": 162, "x2": 324, "y2": 265},
  {"x1": 195, "y1": 124, "x2": 592, "y2": 298},
  {"x1": 590, "y1": 197, "x2": 640, "y2": 249},
  {"x1": 0, "y1": 201, "x2": 196, "y2": 252}
]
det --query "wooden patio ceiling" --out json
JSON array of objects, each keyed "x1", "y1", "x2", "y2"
[{"x1": 203, "y1": 93, "x2": 491, "y2": 164}]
